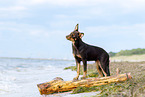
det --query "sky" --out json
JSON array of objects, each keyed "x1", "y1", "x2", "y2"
[{"x1": 0, "y1": 0, "x2": 145, "y2": 59}]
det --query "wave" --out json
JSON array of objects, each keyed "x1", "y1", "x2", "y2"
[
  {"x1": 0, "y1": 57, "x2": 76, "y2": 96},
  {"x1": 0, "y1": 57, "x2": 74, "y2": 61}
]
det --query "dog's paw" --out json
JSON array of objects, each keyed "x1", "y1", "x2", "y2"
[
  {"x1": 81, "y1": 76, "x2": 86, "y2": 80},
  {"x1": 73, "y1": 77, "x2": 78, "y2": 81}
]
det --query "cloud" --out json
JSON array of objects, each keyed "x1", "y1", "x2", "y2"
[
  {"x1": 0, "y1": 6, "x2": 26, "y2": 11},
  {"x1": 0, "y1": 21, "x2": 68, "y2": 41},
  {"x1": 29, "y1": 30, "x2": 49, "y2": 37},
  {"x1": 17, "y1": 0, "x2": 87, "y2": 6},
  {"x1": 0, "y1": 21, "x2": 47, "y2": 36},
  {"x1": 0, "y1": 6, "x2": 28, "y2": 19},
  {"x1": 1, "y1": 0, "x2": 145, "y2": 21},
  {"x1": 15, "y1": 0, "x2": 145, "y2": 11},
  {"x1": 83, "y1": 23, "x2": 145, "y2": 39},
  {"x1": 2, "y1": 0, "x2": 145, "y2": 13}
]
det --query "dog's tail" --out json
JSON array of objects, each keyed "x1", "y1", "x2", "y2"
[
  {"x1": 100, "y1": 56, "x2": 110, "y2": 77},
  {"x1": 106, "y1": 60, "x2": 110, "y2": 76}
]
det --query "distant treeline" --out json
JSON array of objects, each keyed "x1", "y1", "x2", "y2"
[{"x1": 109, "y1": 48, "x2": 145, "y2": 57}]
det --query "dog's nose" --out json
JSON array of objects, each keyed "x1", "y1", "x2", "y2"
[{"x1": 66, "y1": 35, "x2": 69, "y2": 39}]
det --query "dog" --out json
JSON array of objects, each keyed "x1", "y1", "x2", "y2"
[{"x1": 66, "y1": 24, "x2": 110, "y2": 80}]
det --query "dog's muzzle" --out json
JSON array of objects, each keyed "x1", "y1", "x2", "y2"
[{"x1": 66, "y1": 35, "x2": 71, "y2": 40}]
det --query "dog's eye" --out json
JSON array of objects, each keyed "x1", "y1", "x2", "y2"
[{"x1": 72, "y1": 34, "x2": 75, "y2": 37}]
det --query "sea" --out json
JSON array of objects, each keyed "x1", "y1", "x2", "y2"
[{"x1": 0, "y1": 57, "x2": 77, "y2": 97}]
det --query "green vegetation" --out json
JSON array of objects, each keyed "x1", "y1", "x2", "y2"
[
  {"x1": 64, "y1": 64, "x2": 99, "y2": 77},
  {"x1": 72, "y1": 83, "x2": 132, "y2": 97},
  {"x1": 64, "y1": 61, "x2": 145, "y2": 96},
  {"x1": 109, "y1": 48, "x2": 145, "y2": 57},
  {"x1": 64, "y1": 66, "x2": 77, "y2": 71}
]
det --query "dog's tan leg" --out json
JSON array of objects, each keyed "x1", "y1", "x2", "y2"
[
  {"x1": 82, "y1": 71, "x2": 87, "y2": 79},
  {"x1": 81, "y1": 60, "x2": 87, "y2": 79},
  {"x1": 76, "y1": 62, "x2": 80, "y2": 78},
  {"x1": 96, "y1": 60, "x2": 107, "y2": 77},
  {"x1": 96, "y1": 60, "x2": 103, "y2": 77},
  {"x1": 73, "y1": 62, "x2": 80, "y2": 80}
]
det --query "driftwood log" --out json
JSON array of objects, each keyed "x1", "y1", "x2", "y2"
[{"x1": 37, "y1": 73, "x2": 132, "y2": 95}]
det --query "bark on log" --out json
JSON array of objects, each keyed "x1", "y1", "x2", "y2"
[{"x1": 37, "y1": 73, "x2": 132, "y2": 95}]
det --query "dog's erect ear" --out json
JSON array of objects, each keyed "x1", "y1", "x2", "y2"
[
  {"x1": 74, "y1": 24, "x2": 79, "y2": 31},
  {"x1": 79, "y1": 33, "x2": 84, "y2": 38}
]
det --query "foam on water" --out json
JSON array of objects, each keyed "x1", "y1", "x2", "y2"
[{"x1": 0, "y1": 58, "x2": 76, "y2": 97}]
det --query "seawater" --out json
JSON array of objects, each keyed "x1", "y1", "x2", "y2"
[{"x1": 0, "y1": 58, "x2": 76, "y2": 97}]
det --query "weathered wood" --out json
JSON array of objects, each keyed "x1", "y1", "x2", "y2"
[{"x1": 37, "y1": 73, "x2": 132, "y2": 95}]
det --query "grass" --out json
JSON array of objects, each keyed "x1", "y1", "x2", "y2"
[
  {"x1": 64, "y1": 61, "x2": 145, "y2": 96},
  {"x1": 64, "y1": 64, "x2": 99, "y2": 77},
  {"x1": 111, "y1": 54, "x2": 145, "y2": 62}
]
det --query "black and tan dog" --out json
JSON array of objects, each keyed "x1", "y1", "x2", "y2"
[{"x1": 66, "y1": 24, "x2": 110, "y2": 80}]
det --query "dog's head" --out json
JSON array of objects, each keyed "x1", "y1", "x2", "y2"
[{"x1": 66, "y1": 24, "x2": 84, "y2": 42}]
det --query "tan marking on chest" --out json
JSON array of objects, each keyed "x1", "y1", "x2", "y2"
[
  {"x1": 76, "y1": 54, "x2": 82, "y2": 58},
  {"x1": 73, "y1": 54, "x2": 82, "y2": 59}
]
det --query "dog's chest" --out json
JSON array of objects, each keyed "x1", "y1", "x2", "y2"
[{"x1": 72, "y1": 43, "x2": 83, "y2": 59}]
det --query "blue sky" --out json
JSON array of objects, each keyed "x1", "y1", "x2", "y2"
[{"x1": 0, "y1": 0, "x2": 145, "y2": 59}]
